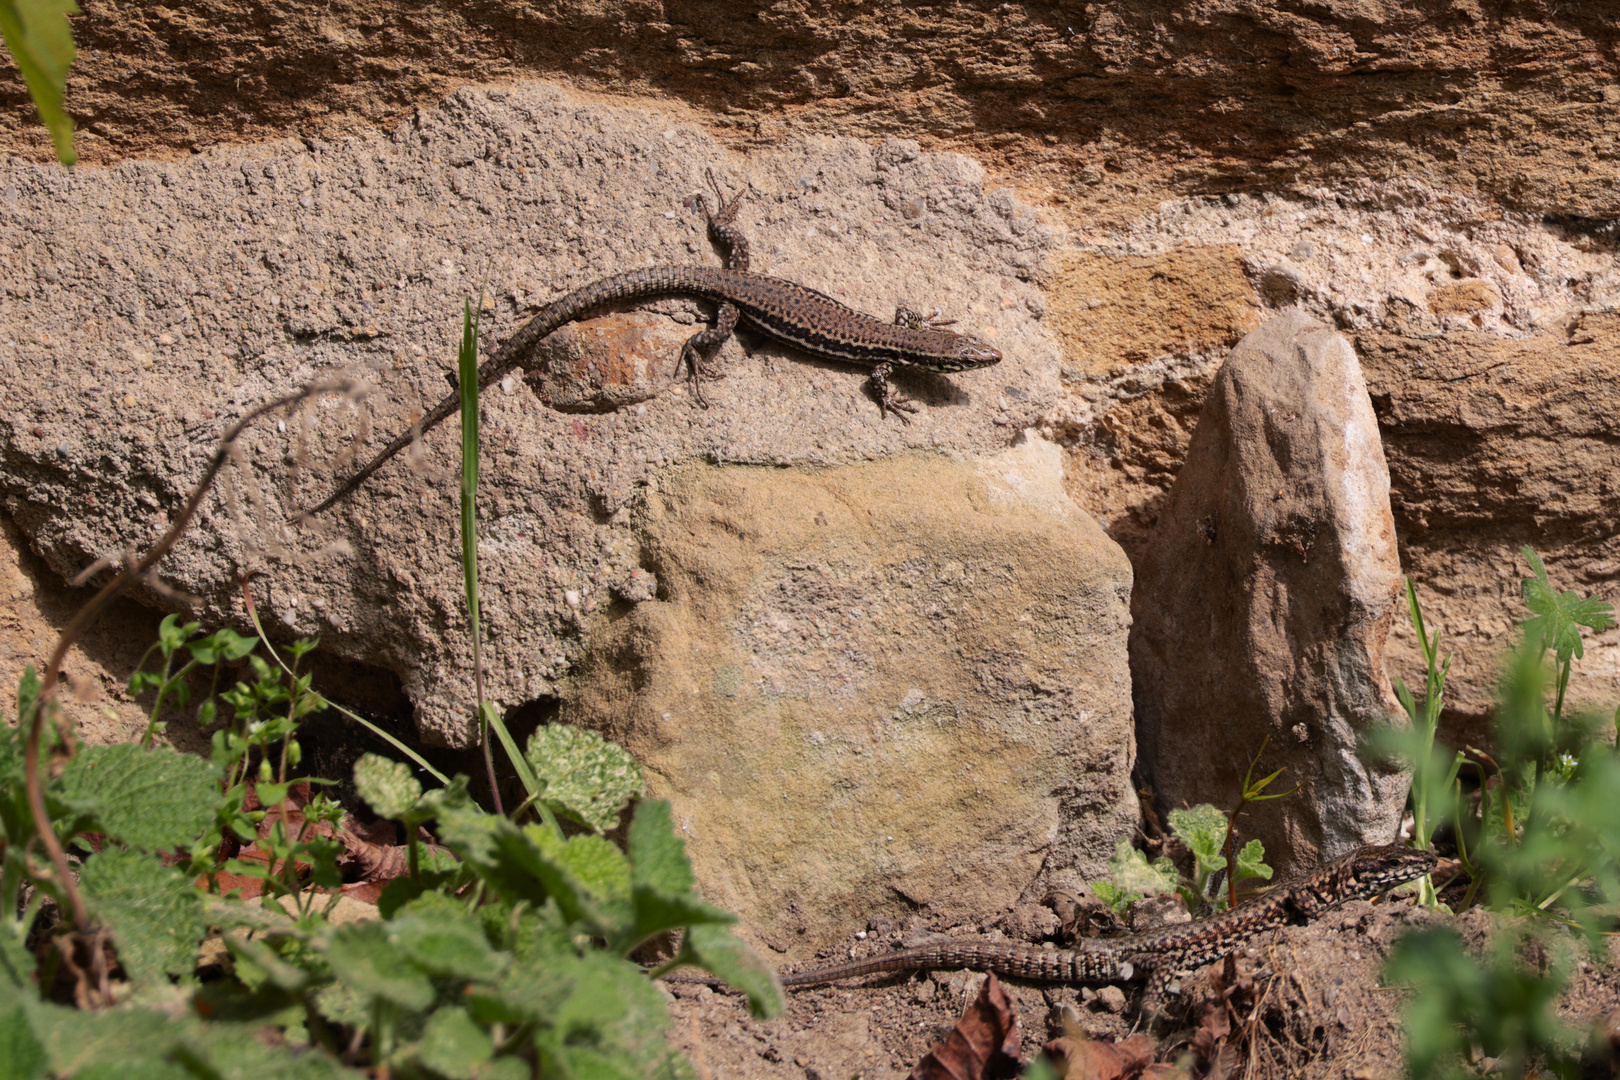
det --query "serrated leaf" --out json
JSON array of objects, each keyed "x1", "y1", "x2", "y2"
[
  {"x1": 1167, "y1": 804, "x2": 1228, "y2": 872},
  {"x1": 222, "y1": 935, "x2": 310, "y2": 994},
  {"x1": 57, "y1": 744, "x2": 221, "y2": 852},
  {"x1": 0, "y1": 1005, "x2": 47, "y2": 1080},
  {"x1": 676, "y1": 924, "x2": 783, "y2": 1020},
  {"x1": 325, "y1": 920, "x2": 435, "y2": 1010},
  {"x1": 353, "y1": 753, "x2": 422, "y2": 820},
  {"x1": 178, "y1": 1023, "x2": 366, "y2": 1080},
  {"x1": 1105, "y1": 837, "x2": 1180, "y2": 897},
  {"x1": 26, "y1": 1001, "x2": 184, "y2": 1077},
  {"x1": 389, "y1": 910, "x2": 504, "y2": 983},
  {"x1": 531, "y1": 828, "x2": 631, "y2": 905},
  {"x1": 524, "y1": 725, "x2": 644, "y2": 834},
  {"x1": 78, "y1": 849, "x2": 205, "y2": 986},
  {"x1": 417, "y1": 1006, "x2": 494, "y2": 1079},
  {"x1": 619, "y1": 799, "x2": 732, "y2": 950},
  {"x1": 627, "y1": 799, "x2": 694, "y2": 897},
  {"x1": 531, "y1": 949, "x2": 673, "y2": 1061},
  {"x1": 1090, "y1": 880, "x2": 1141, "y2": 915},
  {"x1": 628, "y1": 889, "x2": 735, "y2": 952},
  {"x1": 313, "y1": 979, "x2": 372, "y2": 1029},
  {"x1": 1521, "y1": 546, "x2": 1615, "y2": 664},
  {"x1": 430, "y1": 796, "x2": 496, "y2": 865},
  {"x1": 1234, "y1": 838, "x2": 1272, "y2": 883},
  {"x1": 415, "y1": 774, "x2": 473, "y2": 820}
]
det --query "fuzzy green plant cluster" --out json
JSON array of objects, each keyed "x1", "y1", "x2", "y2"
[
  {"x1": 1092, "y1": 803, "x2": 1274, "y2": 917},
  {"x1": 1381, "y1": 548, "x2": 1620, "y2": 1079},
  {"x1": 2, "y1": 648, "x2": 778, "y2": 1079}
]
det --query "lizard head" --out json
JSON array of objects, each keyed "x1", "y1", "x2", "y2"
[
  {"x1": 1342, "y1": 844, "x2": 1437, "y2": 896},
  {"x1": 935, "y1": 334, "x2": 1002, "y2": 371}
]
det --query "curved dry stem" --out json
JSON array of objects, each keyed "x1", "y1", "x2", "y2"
[{"x1": 24, "y1": 380, "x2": 361, "y2": 936}]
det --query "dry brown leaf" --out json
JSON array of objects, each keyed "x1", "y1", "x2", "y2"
[
  {"x1": 1042, "y1": 1033, "x2": 1155, "y2": 1080},
  {"x1": 909, "y1": 972, "x2": 1023, "y2": 1080}
]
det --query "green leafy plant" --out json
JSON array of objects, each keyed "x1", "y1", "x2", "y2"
[
  {"x1": 1389, "y1": 926, "x2": 1584, "y2": 1080},
  {"x1": 1092, "y1": 804, "x2": 1275, "y2": 917},
  {"x1": 127, "y1": 613, "x2": 258, "y2": 746},
  {"x1": 1383, "y1": 548, "x2": 1620, "y2": 1079},
  {"x1": 0, "y1": 369, "x2": 779, "y2": 1078},
  {"x1": 1091, "y1": 837, "x2": 1179, "y2": 915},
  {"x1": 1377, "y1": 575, "x2": 1466, "y2": 909}
]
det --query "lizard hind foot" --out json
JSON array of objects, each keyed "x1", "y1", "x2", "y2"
[{"x1": 702, "y1": 167, "x2": 747, "y2": 229}]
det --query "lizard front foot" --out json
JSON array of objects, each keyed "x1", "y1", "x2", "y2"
[{"x1": 870, "y1": 361, "x2": 919, "y2": 423}]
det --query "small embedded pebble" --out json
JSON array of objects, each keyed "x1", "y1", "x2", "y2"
[{"x1": 1090, "y1": 985, "x2": 1127, "y2": 1013}]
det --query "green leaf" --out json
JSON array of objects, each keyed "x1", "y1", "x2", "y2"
[
  {"x1": 187, "y1": 629, "x2": 259, "y2": 665},
  {"x1": 312, "y1": 979, "x2": 372, "y2": 1030},
  {"x1": 78, "y1": 849, "x2": 205, "y2": 987},
  {"x1": 57, "y1": 744, "x2": 221, "y2": 852},
  {"x1": 222, "y1": 935, "x2": 310, "y2": 994},
  {"x1": 675, "y1": 923, "x2": 783, "y2": 1020},
  {"x1": 620, "y1": 800, "x2": 734, "y2": 950},
  {"x1": 0, "y1": 927, "x2": 35, "y2": 992},
  {"x1": 353, "y1": 753, "x2": 423, "y2": 820},
  {"x1": 324, "y1": 920, "x2": 435, "y2": 1010},
  {"x1": 178, "y1": 1023, "x2": 366, "y2": 1080},
  {"x1": 1386, "y1": 926, "x2": 1580, "y2": 1080},
  {"x1": 156, "y1": 613, "x2": 195, "y2": 656},
  {"x1": 473, "y1": 1058, "x2": 532, "y2": 1080},
  {"x1": 1521, "y1": 545, "x2": 1615, "y2": 664},
  {"x1": 0, "y1": 1005, "x2": 47, "y2": 1080},
  {"x1": 524, "y1": 724, "x2": 644, "y2": 834},
  {"x1": 417, "y1": 1006, "x2": 494, "y2": 1079},
  {"x1": 532, "y1": 829, "x2": 631, "y2": 905},
  {"x1": 25, "y1": 1002, "x2": 186, "y2": 1077},
  {"x1": 627, "y1": 799, "x2": 693, "y2": 897},
  {"x1": 1090, "y1": 881, "x2": 1140, "y2": 915},
  {"x1": 502, "y1": 947, "x2": 678, "y2": 1073},
  {"x1": 1233, "y1": 838, "x2": 1272, "y2": 883},
  {"x1": 70, "y1": 1060, "x2": 191, "y2": 1080},
  {"x1": 1104, "y1": 837, "x2": 1181, "y2": 897},
  {"x1": 1167, "y1": 804, "x2": 1228, "y2": 875},
  {"x1": 389, "y1": 909, "x2": 504, "y2": 983}
]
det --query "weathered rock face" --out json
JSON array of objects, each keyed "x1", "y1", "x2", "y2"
[
  {"x1": 1053, "y1": 186, "x2": 1620, "y2": 753},
  {"x1": 9, "y1": 3, "x2": 1618, "y2": 228},
  {"x1": 0, "y1": 83, "x2": 1056, "y2": 747},
  {"x1": 1360, "y1": 314, "x2": 1620, "y2": 738},
  {"x1": 1130, "y1": 311, "x2": 1406, "y2": 864},
  {"x1": 562, "y1": 438, "x2": 1137, "y2": 953}
]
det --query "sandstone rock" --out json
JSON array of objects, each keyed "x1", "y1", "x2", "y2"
[
  {"x1": 1130, "y1": 311, "x2": 1407, "y2": 865},
  {"x1": 561, "y1": 435, "x2": 1137, "y2": 953},
  {"x1": 1359, "y1": 312, "x2": 1620, "y2": 737}
]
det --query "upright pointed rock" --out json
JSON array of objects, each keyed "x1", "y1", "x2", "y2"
[{"x1": 1130, "y1": 310, "x2": 1407, "y2": 865}]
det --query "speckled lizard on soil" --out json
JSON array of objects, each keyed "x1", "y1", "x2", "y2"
[
  {"x1": 299, "y1": 173, "x2": 1002, "y2": 519},
  {"x1": 770, "y1": 844, "x2": 1435, "y2": 995}
]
